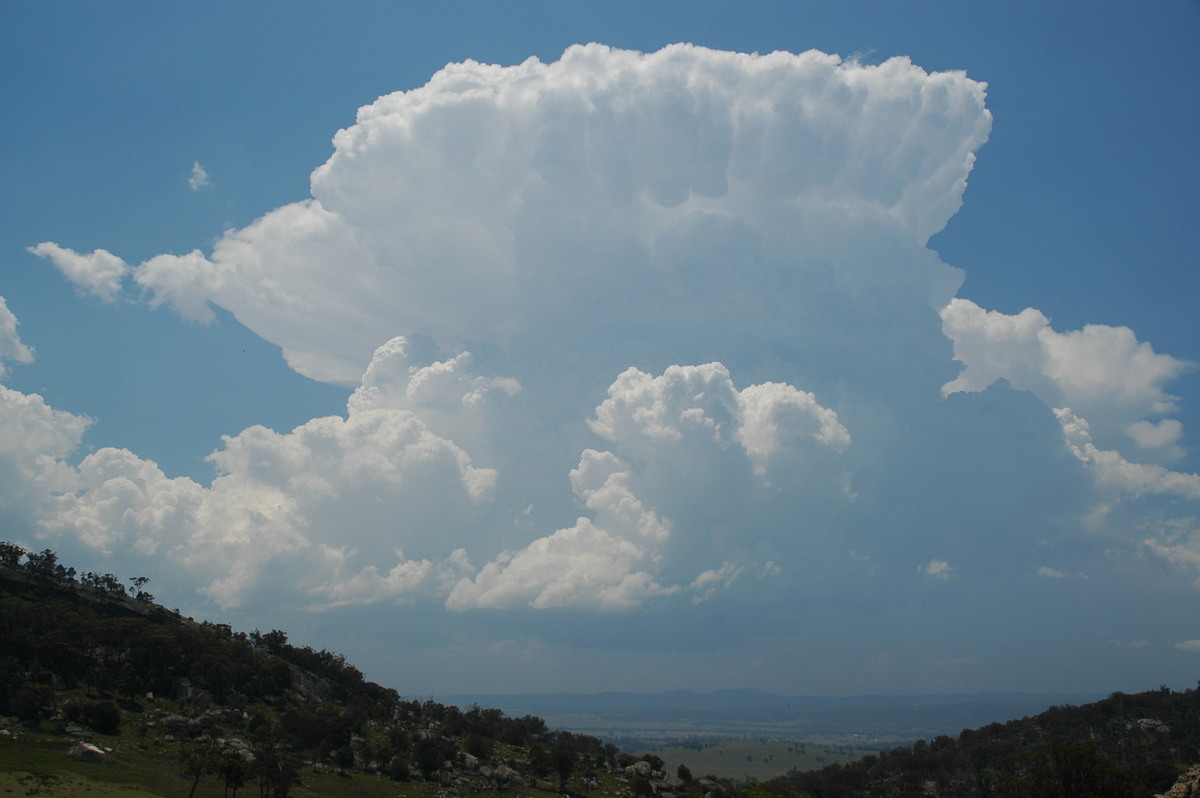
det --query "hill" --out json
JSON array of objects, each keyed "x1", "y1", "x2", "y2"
[
  {"x1": 0, "y1": 544, "x2": 741, "y2": 797},
  {"x1": 756, "y1": 685, "x2": 1200, "y2": 797}
]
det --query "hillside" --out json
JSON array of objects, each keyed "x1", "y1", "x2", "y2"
[
  {"x1": 0, "y1": 544, "x2": 740, "y2": 797},
  {"x1": 758, "y1": 686, "x2": 1200, "y2": 797}
]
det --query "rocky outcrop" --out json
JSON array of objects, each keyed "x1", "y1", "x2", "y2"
[{"x1": 1157, "y1": 765, "x2": 1200, "y2": 798}]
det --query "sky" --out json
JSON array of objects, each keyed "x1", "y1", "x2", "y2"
[{"x1": 2, "y1": 1, "x2": 1199, "y2": 699}]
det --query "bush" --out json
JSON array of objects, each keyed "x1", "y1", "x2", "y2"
[{"x1": 72, "y1": 699, "x2": 121, "y2": 735}]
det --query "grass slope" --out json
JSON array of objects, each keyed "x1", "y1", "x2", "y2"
[{"x1": 0, "y1": 723, "x2": 628, "y2": 798}]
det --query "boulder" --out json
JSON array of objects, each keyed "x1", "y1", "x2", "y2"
[
  {"x1": 1157, "y1": 764, "x2": 1200, "y2": 798},
  {"x1": 67, "y1": 742, "x2": 105, "y2": 762}
]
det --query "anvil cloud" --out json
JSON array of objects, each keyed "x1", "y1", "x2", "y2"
[{"x1": 7, "y1": 40, "x2": 1199, "y2": 696}]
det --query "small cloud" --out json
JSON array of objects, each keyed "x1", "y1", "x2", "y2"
[
  {"x1": 1175, "y1": 639, "x2": 1200, "y2": 653},
  {"x1": 690, "y1": 561, "x2": 746, "y2": 604},
  {"x1": 189, "y1": 161, "x2": 211, "y2": 191},
  {"x1": 921, "y1": 559, "x2": 953, "y2": 580},
  {"x1": 1037, "y1": 565, "x2": 1087, "y2": 580}
]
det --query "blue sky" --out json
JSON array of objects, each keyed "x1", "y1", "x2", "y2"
[{"x1": 2, "y1": 1, "x2": 1199, "y2": 698}]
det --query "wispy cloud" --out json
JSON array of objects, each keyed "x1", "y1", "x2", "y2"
[
  {"x1": 921, "y1": 560, "x2": 954, "y2": 581},
  {"x1": 189, "y1": 161, "x2": 210, "y2": 191}
]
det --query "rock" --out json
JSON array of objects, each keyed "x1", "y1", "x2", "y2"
[
  {"x1": 1157, "y1": 764, "x2": 1200, "y2": 798},
  {"x1": 162, "y1": 713, "x2": 190, "y2": 732},
  {"x1": 626, "y1": 760, "x2": 653, "y2": 779},
  {"x1": 67, "y1": 742, "x2": 106, "y2": 762},
  {"x1": 172, "y1": 677, "x2": 193, "y2": 701}
]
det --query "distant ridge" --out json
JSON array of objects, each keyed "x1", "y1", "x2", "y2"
[{"x1": 438, "y1": 688, "x2": 1102, "y2": 717}]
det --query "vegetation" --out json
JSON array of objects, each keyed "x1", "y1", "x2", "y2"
[
  {"x1": 0, "y1": 544, "x2": 747, "y2": 797},
  {"x1": 757, "y1": 685, "x2": 1200, "y2": 797}
]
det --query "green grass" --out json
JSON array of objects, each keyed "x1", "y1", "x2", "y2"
[
  {"x1": 0, "y1": 724, "x2": 626, "y2": 798},
  {"x1": 642, "y1": 738, "x2": 874, "y2": 781}
]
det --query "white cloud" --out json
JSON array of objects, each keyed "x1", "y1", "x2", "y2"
[
  {"x1": 1143, "y1": 519, "x2": 1200, "y2": 587},
  {"x1": 690, "y1": 561, "x2": 747, "y2": 603},
  {"x1": 941, "y1": 298, "x2": 1193, "y2": 460},
  {"x1": 921, "y1": 559, "x2": 954, "y2": 580},
  {"x1": 445, "y1": 447, "x2": 675, "y2": 611},
  {"x1": 1174, "y1": 639, "x2": 1200, "y2": 653},
  {"x1": 28, "y1": 242, "x2": 129, "y2": 303},
  {"x1": 589, "y1": 363, "x2": 848, "y2": 474},
  {"x1": 1126, "y1": 418, "x2": 1184, "y2": 459},
  {"x1": 97, "y1": 43, "x2": 989, "y2": 388},
  {"x1": 0, "y1": 385, "x2": 90, "y2": 522},
  {"x1": 189, "y1": 161, "x2": 210, "y2": 191},
  {"x1": 0, "y1": 297, "x2": 34, "y2": 380},
  {"x1": 1056, "y1": 407, "x2": 1200, "y2": 499},
  {"x1": 29, "y1": 337, "x2": 502, "y2": 610},
  {"x1": 1037, "y1": 566, "x2": 1086, "y2": 580},
  {"x1": 306, "y1": 545, "x2": 434, "y2": 610},
  {"x1": 445, "y1": 518, "x2": 674, "y2": 611},
  {"x1": 15, "y1": 41, "x2": 1200, "y2": 694},
  {"x1": 447, "y1": 361, "x2": 844, "y2": 611}
]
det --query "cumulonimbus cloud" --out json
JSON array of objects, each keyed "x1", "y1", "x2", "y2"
[
  {"x1": 33, "y1": 43, "x2": 991, "y2": 388},
  {"x1": 9, "y1": 42, "x2": 1199, "y2": 641}
]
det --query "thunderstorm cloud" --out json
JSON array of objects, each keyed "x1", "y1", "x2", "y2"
[{"x1": 8, "y1": 44, "x2": 1199, "y2": 690}]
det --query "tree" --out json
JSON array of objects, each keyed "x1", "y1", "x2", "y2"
[
  {"x1": 128, "y1": 575, "x2": 154, "y2": 602},
  {"x1": 180, "y1": 740, "x2": 220, "y2": 798},
  {"x1": 0, "y1": 541, "x2": 25, "y2": 567},
  {"x1": 252, "y1": 743, "x2": 302, "y2": 798},
  {"x1": 218, "y1": 750, "x2": 249, "y2": 798},
  {"x1": 529, "y1": 744, "x2": 551, "y2": 779},
  {"x1": 551, "y1": 742, "x2": 578, "y2": 794},
  {"x1": 23, "y1": 548, "x2": 59, "y2": 578}
]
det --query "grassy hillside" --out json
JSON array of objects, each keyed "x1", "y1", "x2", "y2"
[{"x1": 0, "y1": 545, "x2": 740, "y2": 798}]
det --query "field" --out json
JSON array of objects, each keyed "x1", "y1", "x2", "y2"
[{"x1": 641, "y1": 738, "x2": 874, "y2": 781}]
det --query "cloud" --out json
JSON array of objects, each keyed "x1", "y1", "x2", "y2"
[
  {"x1": 1174, "y1": 639, "x2": 1200, "y2": 653},
  {"x1": 921, "y1": 559, "x2": 954, "y2": 580},
  {"x1": 589, "y1": 363, "x2": 848, "y2": 474},
  {"x1": 1037, "y1": 565, "x2": 1086, "y2": 580},
  {"x1": 447, "y1": 359, "x2": 844, "y2": 611},
  {"x1": 12, "y1": 42, "x2": 1200, "y2": 695},
  {"x1": 0, "y1": 384, "x2": 90, "y2": 523},
  {"x1": 28, "y1": 242, "x2": 129, "y2": 303},
  {"x1": 941, "y1": 298, "x2": 1194, "y2": 460},
  {"x1": 51, "y1": 43, "x2": 989, "y2": 389},
  {"x1": 1143, "y1": 519, "x2": 1200, "y2": 587},
  {"x1": 30, "y1": 338, "x2": 502, "y2": 610},
  {"x1": 189, "y1": 161, "x2": 211, "y2": 190},
  {"x1": 1056, "y1": 407, "x2": 1200, "y2": 499},
  {"x1": 0, "y1": 297, "x2": 34, "y2": 380}
]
